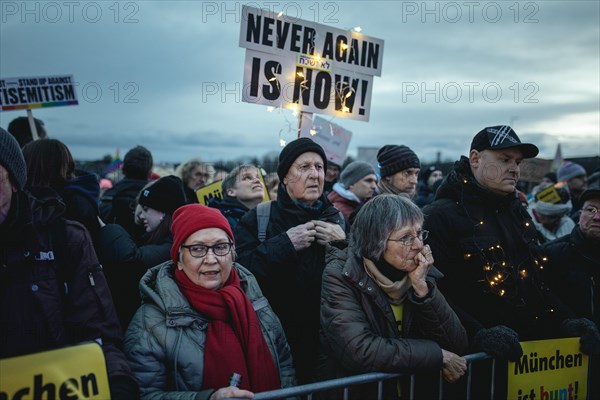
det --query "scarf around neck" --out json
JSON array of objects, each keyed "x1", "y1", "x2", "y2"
[
  {"x1": 363, "y1": 257, "x2": 412, "y2": 305},
  {"x1": 175, "y1": 267, "x2": 280, "y2": 392}
]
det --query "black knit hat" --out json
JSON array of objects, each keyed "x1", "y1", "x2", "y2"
[
  {"x1": 138, "y1": 175, "x2": 187, "y2": 215},
  {"x1": 471, "y1": 125, "x2": 539, "y2": 159},
  {"x1": 277, "y1": 138, "x2": 327, "y2": 180},
  {"x1": 0, "y1": 127, "x2": 27, "y2": 190},
  {"x1": 376, "y1": 145, "x2": 420, "y2": 178}
]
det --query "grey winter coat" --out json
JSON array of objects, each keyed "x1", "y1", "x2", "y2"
[
  {"x1": 124, "y1": 261, "x2": 296, "y2": 400},
  {"x1": 319, "y1": 243, "x2": 468, "y2": 398}
]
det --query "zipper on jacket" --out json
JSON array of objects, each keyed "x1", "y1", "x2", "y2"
[{"x1": 88, "y1": 272, "x2": 95, "y2": 287}]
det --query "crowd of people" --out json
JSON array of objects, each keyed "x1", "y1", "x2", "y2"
[{"x1": 1, "y1": 117, "x2": 599, "y2": 400}]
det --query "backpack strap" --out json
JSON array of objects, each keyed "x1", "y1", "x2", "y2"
[
  {"x1": 256, "y1": 201, "x2": 272, "y2": 243},
  {"x1": 47, "y1": 217, "x2": 71, "y2": 297}
]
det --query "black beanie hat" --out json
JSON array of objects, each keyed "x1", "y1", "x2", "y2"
[
  {"x1": 377, "y1": 145, "x2": 420, "y2": 178},
  {"x1": 138, "y1": 175, "x2": 187, "y2": 215},
  {"x1": 0, "y1": 127, "x2": 27, "y2": 190},
  {"x1": 277, "y1": 138, "x2": 328, "y2": 181}
]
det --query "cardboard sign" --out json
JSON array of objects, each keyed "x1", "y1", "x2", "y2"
[
  {"x1": 239, "y1": 5, "x2": 383, "y2": 121},
  {"x1": 508, "y1": 337, "x2": 588, "y2": 400},
  {"x1": 0, "y1": 75, "x2": 78, "y2": 111},
  {"x1": 535, "y1": 185, "x2": 562, "y2": 204},
  {"x1": 300, "y1": 115, "x2": 352, "y2": 165},
  {"x1": 0, "y1": 342, "x2": 111, "y2": 399}
]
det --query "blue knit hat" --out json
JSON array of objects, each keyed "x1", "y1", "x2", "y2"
[
  {"x1": 557, "y1": 161, "x2": 586, "y2": 182},
  {"x1": 0, "y1": 128, "x2": 27, "y2": 190}
]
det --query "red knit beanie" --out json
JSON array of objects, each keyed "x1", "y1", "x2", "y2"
[{"x1": 170, "y1": 204, "x2": 234, "y2": 263}]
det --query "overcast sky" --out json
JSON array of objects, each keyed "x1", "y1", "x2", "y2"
[{"x1": 1, "y1": 1, "x2": 598, "y2": 164}]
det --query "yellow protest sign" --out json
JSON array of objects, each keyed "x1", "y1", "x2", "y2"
[
  {"x1": 508, "y1": 337, "x2": 588, "y2": 400},
  {"x1": 535, "y1": 185, "x2": 562, "y2": 204},
  {"x1": 196, "y1": 180, "x2": 224, "y2": 205},
  {"x1": 0, "y1": 342, "x2": 111, "y2": 399}
]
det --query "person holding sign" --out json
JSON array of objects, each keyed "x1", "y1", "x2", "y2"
[
  {"x1": 542, "y1": 187, "x2": 600, "y2": 397},
  {"x1": 235, "y1": 138, "x2": 347, "y2": 384},
  {"x1": 529, "y1": 183, "x2": 575, "y2": 242},
  {"x1": 209, "y1": 164, "x2": 265, "y2": 229},
  {"x1": 320, "y1": 194, "x2": 468, "y2": 399},
  {"x1": 125, "y1": 204, "x2": 296, "y2": 399},
  {"x1": 423, "y1": 126, "x2": 600, "y2": 397},
  {"x1": 0, "y1": 128, "x2": 139, "y2": 399}
]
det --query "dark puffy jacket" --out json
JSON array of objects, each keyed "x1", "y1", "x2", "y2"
[
  {"x1": 0, "y1": 189, "x2": 137, "y2": 396},
  {"x1": 422, "y1": 157, "x2": 571, "y2": 342},
  {"x1": 125, "y1": 261, "x2": 297, "y2": 399},
  {"x1": 542, "y1": 226, "x2": 600, "y2": 326},
  {"x1": 319, "y1": 243, "x2": 467, "y2": 399},
  {"x1": 234, "y1": 184, "x2": 346, "y2": 383},
  {"x1": 99, "y1": 177, "x2": 147, "y2": 236},
  {"x1": 208, "y1": 195, "x2": 249, "y2": 230},
  {"x1": 97, "y1": 223, "x2": 172, "y2": 331}
]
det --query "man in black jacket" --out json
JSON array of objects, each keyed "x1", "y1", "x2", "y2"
[
  {"x1": 423, "y1": 126, "x2": 600, "y2": 359},
  {"x1": 99, "y1": 145, "x2": 152, "y2": 236},
  {"x1": 0, "y1": 128, "x2": 139, "y2": 399},
  {"x1": 234, "y1": 138, "x2": 346, "y2": 384}
]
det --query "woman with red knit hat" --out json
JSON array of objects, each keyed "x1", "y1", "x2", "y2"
[{"x1": 125, "y1": 204, "x2": 296, "y2": 399}]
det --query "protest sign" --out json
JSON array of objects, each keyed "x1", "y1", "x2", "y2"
[
  {"x1": 196, "y1": 180, "x2": 224, "y2": 205},
  {"x1": 300, "y1": 115, "x2": 352, "y2": 165},
  {"x1": 239, "y1": 5, "x2": 383, "y2": 122},
  {"x1": 508, "y1": 337, "x2": 588, "y2": 400},
  {"x1": 0, "y1": 75, "x2": 78, "y2": 111},
  {"x1": 0, "y1": 342, "x2": 110, "y2": 399}
]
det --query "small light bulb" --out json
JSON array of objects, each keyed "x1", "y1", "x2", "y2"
[
  {"x1": 353, "y1": 26, "x2": 362, "y2": 33},
  {"x1": 266, "y1": 106, "x2": 274, "y2": 112},
  {"x1": 309, "y1": 129, "x2": 317, "y2": 136},
  {"x1": 279, "y1": 139, "x2": 286, "y2": 147}
]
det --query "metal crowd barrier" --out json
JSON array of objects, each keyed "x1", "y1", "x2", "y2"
[{"x1": 232, "y1": 352, "x2": 493, "y2": 400}]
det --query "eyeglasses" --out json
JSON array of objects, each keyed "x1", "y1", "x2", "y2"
[
  {"x1": 583, "y1": 206, "x2": 599, "y2": 215},
  {"x1": 181, "y1": 242, "x2": 233, "y2": 258},
  {"x1": 387, "y1": 230, "x2": 429, "y2": 246}
]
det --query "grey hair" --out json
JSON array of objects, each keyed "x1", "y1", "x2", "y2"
[
  {"x1": 221, "y1": 164, "x2": 258, "y2": 194},
  {"x1": 350, "y1": 194, "x2": 424, "y2": 260}
]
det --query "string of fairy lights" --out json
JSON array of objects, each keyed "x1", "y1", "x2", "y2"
[
  {"x1": 458, "y1": 177, "x2": 549, "y2": 300},
  {"x1": 263, "y1": 9, "x2": 364, "y2": 147}
]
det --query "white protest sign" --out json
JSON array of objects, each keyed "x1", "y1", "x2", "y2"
[
  {"x1": 300, "y1": 115, "x2": 352, "y2": 165},
  {"x1": 239, "y1": 5, "x2": 383, "y2": 122},
  {"x1": 0, "y1": 75, "x2": 78, "y2": 111}
]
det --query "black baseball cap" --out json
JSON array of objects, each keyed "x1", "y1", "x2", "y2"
[
  {"x1": 471, "y1": 125, "x2": 539, "y2": 159},
  {"x1": 580, "y1": 187, "x2": 600, "y2": 204}
]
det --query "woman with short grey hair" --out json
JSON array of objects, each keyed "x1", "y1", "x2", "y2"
[{"x1": 319, "y1": 194, "x2": 468, "y2": 399}]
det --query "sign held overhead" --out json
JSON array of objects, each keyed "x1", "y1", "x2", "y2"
[{"x1": 239, "y1": 5, "x2": 384, "y2": 122}]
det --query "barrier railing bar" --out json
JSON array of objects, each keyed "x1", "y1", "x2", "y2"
[
  {"x1": 245, "y1": 352, "x2": 494, "y2": 400},
  {"x1": 490, "y1": 358, "x2": 496, "y2": 400}
]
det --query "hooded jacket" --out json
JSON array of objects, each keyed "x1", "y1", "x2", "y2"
[
  {"x1": 327, "y1": 183, "x2": 361, "y2": 219},
  {"x1": 422, "y1": 157, "x2": 571, "y2": 341},
  {"x1": 0, "y1": 189, "x2": 136, "y2": 393},
  {"x1": 234, "y1": 184, "x2": 346, "y2": 383},
  {"x1": 125, "y1": 261, "x2": 296, "y2": 400},
  {"x1": 208, "y1": 195, "x2": 250, "y2": 230},
  {"x1": 319, "y1": 243, "x2": 468, "y2": 399}
]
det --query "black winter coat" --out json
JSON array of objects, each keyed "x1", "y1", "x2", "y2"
[
  {"x1": 422, "y1": 157, "x2": 571, "y2": 342},
  {"x1": 0, "y1": 189, "x2": 136, "y2": 394},
  {"x1": 542, "y1": 226, "x2": 600, "y2": 326},
  {"x1": 319, "y1": 243, "x2": 468, "y2": 399},
  {"x1": 234, "y1": 184, "x2": 346, "y2": 383},
  {"x1": 97, "y1": 223, "x2": 173, "y2": 331},
  {"x1": 99, "y1": 177, "x2": 147, "y2": 236}
]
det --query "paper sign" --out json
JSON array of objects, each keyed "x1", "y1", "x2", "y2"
[
  {"x1": 0, "y1": 342, "x2": 111, "y2": 399},
  {"x1": 508, "y1": 337, "x2": 588, "y2": 400},
  {"x1": 0, "y1": 75, "x2": 78, "y2": 111},
  {"x1": 300, "y1": 115, "x2": 352, "y2": 165}
]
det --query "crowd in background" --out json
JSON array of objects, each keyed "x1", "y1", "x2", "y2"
[{"x1": 1, "y1": 116, "x2": 599, "y2": 400}]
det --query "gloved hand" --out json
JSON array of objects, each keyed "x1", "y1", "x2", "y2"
[
  {"x1": 472, "y1": 325, "x2": 523, "y2": 361},
  {"x1": 561, "y1": 318, "x2": 600, "y2": 355}
]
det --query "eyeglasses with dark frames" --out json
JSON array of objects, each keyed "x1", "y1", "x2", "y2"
[
  {"x1": 180, "y1": 242, "x2": 233, "y2": 258},
  {"x1": 387, "y1": 230, "x2": 429, "y2": 246}
]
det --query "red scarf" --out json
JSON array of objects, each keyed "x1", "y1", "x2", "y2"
[{"x1": 175, "y1": 267, "x2": 280, "y2": 392}]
